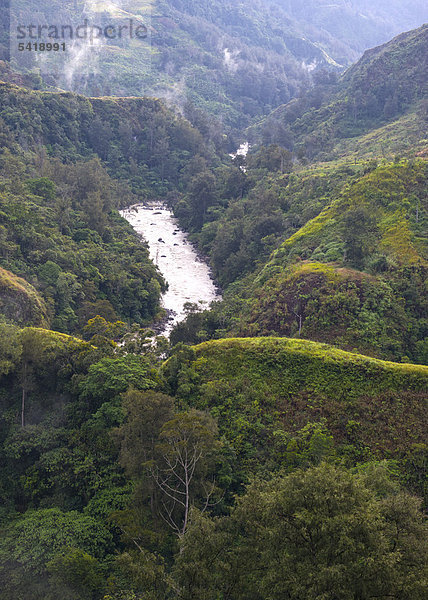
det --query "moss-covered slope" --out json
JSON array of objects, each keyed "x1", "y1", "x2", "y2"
[
  {"x1": 164, "y1": 337, "x2": 428, "y2": 467},
  {"x1": 268, "y1": 162, "x2": 427, "y2": 268},
  {"x1": 0, "y1": 267, "x2": 48, "y2": 327}
]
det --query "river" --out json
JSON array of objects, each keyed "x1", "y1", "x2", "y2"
[{"x1": 120, "y1": 203, "x2": 220, "y2": 337}]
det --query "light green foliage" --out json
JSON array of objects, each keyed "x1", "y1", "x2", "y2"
[
  {"x1": 0, "y1": 14, "x2": 427, "y2": 600},
  {"x1": 107, "y1": 549, "x2": 167, "y2": 600},
  {"x1": 0, "y1": 508, "x2": 112, "y2": 574},
  {"x1": 164, "y1": 337, "x2": 428, "y2": 473},
  {"x1": 79, "y1": 356, "x2": 158, "y2": 404},
  {"x1": 194, "y1": 160, "x2": 427, "y2": 363}
]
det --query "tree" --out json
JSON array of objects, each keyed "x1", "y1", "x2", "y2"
[
  {"x1": 79, "y1": 356, "x2": 157, "y2": 407},
  {"x1": 187, "y1": 171, "x2": 216, "y2": 229},
  {"x1": 174, "y1": 463, "x2": 428, "y2": 599},
  {"x1": 0, "y1": 508, "x2": 112, "y2": 590},
  {"x1": 247, "y1": 145, "x2": 292, "y2": 173},
  {"x1": 25, "y1": 177, "x2": 57, "y2": 202},
  {"x1": 151, "y1": 410, "x2": 221, "y2": 536},
  {"x1": 18, "y1": 328, "x2": 56, "y2": 427},
  {"x1": 118, "y1": 390, "x2": 175, "y2": 481},
  {"x1": 114, "y1": 390, "x2": 176, "y2": 549},
  {"x1": 343, "y1": 207, "x2": 378, "y2": 268},
  {"x1": 47, "y1": 548, "x2": 105, "y2": 600}
]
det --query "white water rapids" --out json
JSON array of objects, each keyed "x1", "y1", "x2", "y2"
[{"x1": 120, "y1": 203, "x2": 220, "y2": 337}]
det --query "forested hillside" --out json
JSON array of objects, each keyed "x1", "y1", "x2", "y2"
[
  {"x1": 170, "y1": 27, "x2": 428, "y2": 365},
  {"x1": 5, "y1": 1, "x2": 427, "y2": 133},
  {"x1": 251, "y1": 24, "x2": 428, "y2": 159},
  {"x1": 0, "y1": 8, "x2": 427, "y2": 600},
  {"x1": 0, "y1": 81, "x2": 222, "y2": 334}
]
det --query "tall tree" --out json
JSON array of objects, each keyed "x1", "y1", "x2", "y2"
[{"x1": 151, "y1": 410, "x2": 221, "y2": 536}]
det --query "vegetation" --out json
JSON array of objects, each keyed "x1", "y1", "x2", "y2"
[
  {"x1": 164, "y1": 337, "x2": 428, "y2": 479},
  {"x1": 172, "y1": 159, "x2": 427, "y2": 364},
  {"x1": 0, "y1": 155, "x2": 165, "y2": 333},
  {"x1": 0, "y1": 80, "x2": 221, "y2": 333},
  {"x1": 0, "y1": 265, "x2": 48, "y2": 326},
  {"x1": 8, "y1": 1, "x2": 427, "y2": 134},
  {"x1": 0, "y1": 13, "x2": 427, "y2": 600},
  {"x1": 0, "y1": 324, "x2": 426, "y2": 599},
  {"x1": 250, "y1": 24, "x2": 428, "y2": 160},
  {"x1": 174, "y1": 463, "x2": 428, "y2": 600}
]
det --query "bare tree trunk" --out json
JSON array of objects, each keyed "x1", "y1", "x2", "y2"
[
  {"x1": 182, "y1": 464, "x2": 190, "y2": 536},
  {"x1": 293, "y1": 311, "x2": 303, "y2": 337},
  {"x1": 21, "y1": 363, "x2": 26, "y2": 428}
]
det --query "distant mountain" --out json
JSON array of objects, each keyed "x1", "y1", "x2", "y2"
[
  {"x1": 3, "y1": 1, "x2": 427, "y2": 133},
  {"x1": 251, "y1": 24, "x2": 428, "y2": 160},
  {"x1": 271, "y1": 1, "x2": 428, "y2": 62}
]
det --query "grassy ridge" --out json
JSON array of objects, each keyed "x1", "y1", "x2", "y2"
[
  {"x1": 164, "y1": 337, "x2": 428, "y2": 466},
  {"x1": 184, "y1": 337, "x2": 428, "y2": 396}
]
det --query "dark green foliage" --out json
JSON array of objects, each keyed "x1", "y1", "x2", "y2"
[
  {"x1": 0, "y1": 154, "x2": 165, "y2": 332},
  {"x1": 174, "y1": 463, "x2": 428, "y2": 599},
  {"x1": 0, "y1": 82, "x2": 208, "y2": 196},
  {"x1": 0, "y1": 509, "x2": 112, "y2": 600}
]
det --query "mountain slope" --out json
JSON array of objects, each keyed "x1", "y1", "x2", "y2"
[
  {"x1": 207, "y1": 160, "x2": 427, "y2": 364},
  {"x1": 169, "y1": 28, "x2": 428, "y2": 364},
  {"x1": 272, "y1": 1, "x2": 428, "y2": 60},
  {"x1": 0, "y1": 266, "x2": 48, "y2": 327},
  {"x1": 252, "y1": 24, "x2": 428, "y2": 159},
  {"x1": 6, "y1": 1, "x2": 427, "y2": 133},
  {"x1": 164, "y1": 336, "x2": 428, "y2": 470},
  {"x1": 0, "y1": 81, "x2": 219, "y2": 332}
]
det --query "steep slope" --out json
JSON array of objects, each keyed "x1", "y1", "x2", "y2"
[
  {"x1": 268, "y1": 162, "x2": 427, "y2": 269},
  {"x1": 0, "y1": 266, "x2": 48, "y2": 327},
  {"x1": 164, "y1": 336, "x2": 428, "y2": 470},
  {"x1": 0, "y1": 81, "x2": 215, "y2": 332},
  {"x1": 230, "y1": 161, "x2": 428, "y2": 363},
  {"x1": 0, "y1": 82, "x2": 208, "y2": 195},
  {"x1": 168, "y1": 27, "x2": 427, "y2": 364},
  {"x1": 252, "y1": 24, "x2": 428, "y2": 159}
]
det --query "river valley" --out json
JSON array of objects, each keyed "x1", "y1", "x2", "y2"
[{"x1": 120, "y1": 203, "x2": 220, "y2": 337}]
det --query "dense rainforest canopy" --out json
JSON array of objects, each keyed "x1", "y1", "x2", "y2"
[{"x1": 0, "y1": 8, "x2": 427, "y2": 600}]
